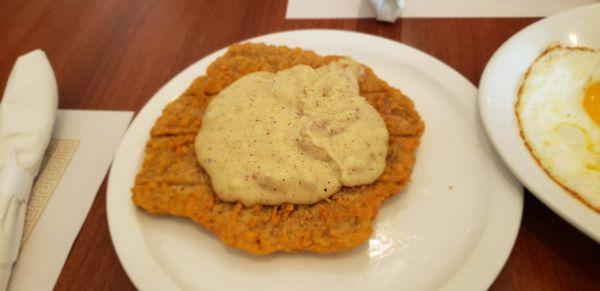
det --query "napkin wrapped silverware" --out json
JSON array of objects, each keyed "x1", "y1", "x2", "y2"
[
  {"x1": 0, "y1": 50, "x2": 57, "y2": 290},
  {"x1": 371, "y1": 0, "x2": 405, "y2": 22}
]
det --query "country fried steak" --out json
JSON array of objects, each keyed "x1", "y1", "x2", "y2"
[{"x1": 132, "y1": 43, "x2": 424, "y2": 254}]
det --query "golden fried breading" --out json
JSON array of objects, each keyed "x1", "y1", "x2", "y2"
[{"x1": 132, "y1": 43, "x2": 424, "y2": 254}]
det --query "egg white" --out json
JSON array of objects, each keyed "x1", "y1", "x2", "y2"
[{"x1": 517, "y1": 46, "x2": 600, "y2": 211}]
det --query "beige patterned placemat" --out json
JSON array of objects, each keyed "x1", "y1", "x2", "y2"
[
  {"x1": 21, "y1": 139, "x2": 80, "y2": 245},
  {"x1": 8, "y1": 110, "x2": 134, "y2": 291}
]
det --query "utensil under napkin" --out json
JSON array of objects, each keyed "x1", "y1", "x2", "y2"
[
  {"x1": 0, "y1": 50, "x2": 58, "y2": 290},
  {"x1": 371, "y1": 0, "x2": 404, "y2": 22}
]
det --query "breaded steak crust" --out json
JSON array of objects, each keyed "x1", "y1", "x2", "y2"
[{"x1": 132, "y1": 43, "x2": 424, "y2": 254}]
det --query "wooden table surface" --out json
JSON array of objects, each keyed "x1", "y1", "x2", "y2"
[{"x1": 1, "y1": 0, "x2": 599, "y2": 290}]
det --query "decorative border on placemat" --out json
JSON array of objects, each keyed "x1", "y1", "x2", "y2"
[{"x1": 21, "y1": 139, "x2": 80, "y2": 246}]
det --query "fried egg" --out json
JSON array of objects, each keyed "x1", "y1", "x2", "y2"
[{"x1": 517, "y1": 46, "x2": 600, "y2": 211}]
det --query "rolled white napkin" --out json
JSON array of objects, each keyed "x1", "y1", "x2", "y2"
[
  {"x1": 371, "y1": 0, "x2": 404, "y2": 22},
  {"x1": 0, "y1": 50, "x2": 57, "y2": 291}
]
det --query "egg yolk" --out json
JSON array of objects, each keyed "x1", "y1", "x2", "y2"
[{"x1": 584, "y1": 81, "x2": 600, "y2": 125}]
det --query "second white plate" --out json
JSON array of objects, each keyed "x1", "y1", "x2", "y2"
[{"x1": 479, "y1": 4, "x2": 600, "y2": 243}]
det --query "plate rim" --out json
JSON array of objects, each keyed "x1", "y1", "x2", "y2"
[
  {"x1": 107, "y1": 29, "x2": 523, "y2": 291},
  {"x1": 478, "y1": 3, "x2": 600, "y2": 243}
]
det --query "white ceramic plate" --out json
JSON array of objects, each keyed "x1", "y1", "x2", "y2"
[
  {"x1": 108, "y1": 30, "x2": 522, "y2": 291},
  {"x1": 479, "y1": 4, "x2": 600, "y2": 243}
]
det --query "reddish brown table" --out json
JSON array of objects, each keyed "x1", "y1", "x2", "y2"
[{"x1": 1, "y1": 0, "x2": 598, "y2": 290}]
